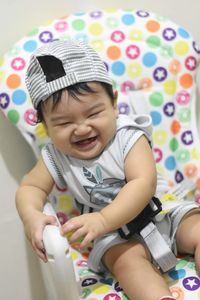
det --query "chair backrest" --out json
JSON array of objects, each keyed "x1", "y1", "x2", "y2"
[{"x1": 1, "y1": 8, "x2": 200, "y2": 218}]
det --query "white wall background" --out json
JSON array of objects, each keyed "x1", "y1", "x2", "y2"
[{"x1": 0, "y1": 0, "x2": 200, "y2": 299}]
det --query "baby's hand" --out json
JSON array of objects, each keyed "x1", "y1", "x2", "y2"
[
  {"x1": 60, "y1": 212, "x2": 108, "y2": 248},
  {"x1": 24, "y1": 211, "x2": 58, "y2": 262}
]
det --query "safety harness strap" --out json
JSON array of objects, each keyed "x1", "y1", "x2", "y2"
[
  {"x1": 118, "y1": 197, "x2": 177, "y2": 272},
  {"x1": 140, "y1": 222, "x2": 177, "y2": 272}
]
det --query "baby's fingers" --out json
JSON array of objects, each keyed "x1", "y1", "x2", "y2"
[
  {"x1": 69, "y1": 226, "x2": 88, "y2": 243},
  {"x1": 68, "y1": 227, "x2": 94, "y2": 248},
  {"x1": 35, "y1": 245, "x2": 47, "y2": 262},
  {"x1": 60, "y1": 218, "x2": 82, "y2": 235},
  {"x1": 44, "y1": 215, "x2": 58, "y2": 226},
  {"x1": 32, "y1": 238, "x2": 47, "y2": 262},
  {"x1": 80, "y1": 232, "x2": 94, "y2": 249},
  {"x1": 31, "y1": 226, "x2": 47, "y2": 262}
]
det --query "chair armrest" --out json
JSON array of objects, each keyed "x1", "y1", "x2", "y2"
[{"x1": 43, "y1": 203, "x2": 81, "y2": 300}]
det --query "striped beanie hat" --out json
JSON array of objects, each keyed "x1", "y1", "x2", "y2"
[{"x1": 25, "y1": 39, "x2": 112, "y2": 109}]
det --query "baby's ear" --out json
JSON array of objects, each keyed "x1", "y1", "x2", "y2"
[{"x1": 114, "y1": 90, "x2": 118, "y2": 100}]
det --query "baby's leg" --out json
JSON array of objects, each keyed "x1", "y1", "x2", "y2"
[
  {"x1": 103, "y1": 240, "x2": 172, "y2": 300},
  {"x1": 176, "y1": 208, "x2": 200, "y2": 274}
]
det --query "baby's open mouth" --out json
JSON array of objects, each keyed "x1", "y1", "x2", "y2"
[{"x1": 74, "y1": 136, "x2": 97, "y2": 147}]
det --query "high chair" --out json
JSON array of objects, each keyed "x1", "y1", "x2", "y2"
[{"x1": 1, "y1": 8, "x2": 200, "y2": 300}]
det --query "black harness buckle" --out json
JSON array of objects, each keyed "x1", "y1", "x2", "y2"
[{"x1": 118, "y1": 196, "x2": 162, "y2": 239}]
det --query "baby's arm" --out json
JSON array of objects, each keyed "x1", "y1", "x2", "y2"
[
  {"x1": 101, "y1": 135, "x2": 157, "y2": 230},
  {"x1": 15, "y1": 157, "x2": 56, "y2": 261},
  {"x1": 61, "y1": 135, "x2": 157, "y2": 247}
]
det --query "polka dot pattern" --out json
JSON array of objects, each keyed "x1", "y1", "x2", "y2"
[{"x1": 0, "y1": 9, "x2": 200, "y2": 299}]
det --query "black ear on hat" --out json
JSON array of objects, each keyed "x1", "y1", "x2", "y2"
[{"x1": 37, "y1": 55, "x2": 66, "y2": 82}]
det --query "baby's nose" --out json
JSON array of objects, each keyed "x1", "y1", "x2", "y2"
[{"x1": 74, "y1": 122, "x2": 91, "y2": 136}]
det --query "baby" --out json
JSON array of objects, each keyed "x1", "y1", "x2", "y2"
[{"x1": 16, "y1": 39, "x2": 200, "y2": 300}]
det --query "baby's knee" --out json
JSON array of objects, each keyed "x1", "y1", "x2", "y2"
[{"x1": 103, "y1": 240, "x2": 150, "y2": 274}]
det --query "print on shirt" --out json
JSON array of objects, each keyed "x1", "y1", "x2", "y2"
[{"x1": 83, "y1": 166, "x2": 126, "y2": 206}]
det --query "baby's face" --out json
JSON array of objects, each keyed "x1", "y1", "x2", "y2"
[{"x1": 43, "y1": 82, "x2": 118, "y2": 160}]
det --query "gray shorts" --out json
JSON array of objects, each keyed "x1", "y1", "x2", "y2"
[{"x1": 87, "y1": 202, "x2": 199, "y2": 274}]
